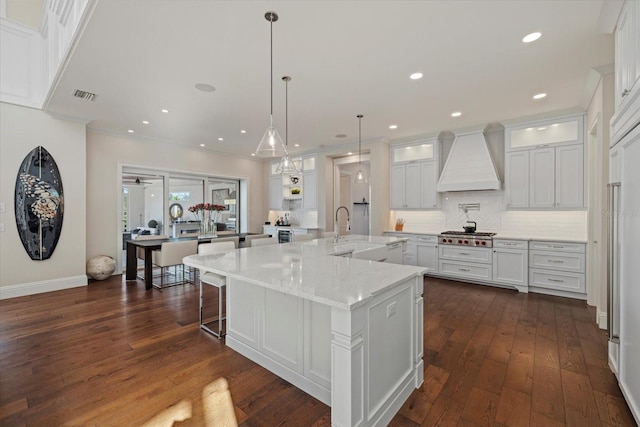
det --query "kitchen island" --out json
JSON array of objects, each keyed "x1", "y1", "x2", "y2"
[{"x1": 184, "y1": 236, "x2": 426, "y2": 427}]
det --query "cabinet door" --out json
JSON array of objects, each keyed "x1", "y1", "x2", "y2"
[
  {"x1": 529, "y1": 148, "x2": 555, "y2": 208},
  {"x1": 505, "y1": 151, "x2": 530, "y2": 208},
  {"x1": 404, "y1": 242, "x2": 417, "y2": 266},
  {"x1": 404, "y1": 163, "x2": 421, "y2": 208},
  {"x1": 493, "y1": 249, "x2": 527, "y2": 287},
  {"x1": 555, "y1": 144, "x2": 584, "y2": 208},
  {"x1": 420, "y1": 161, "x2": 437, "y2": 208},
  {"x1": 615, "y1": 1, "x2": 635, "y2": 110},
  {"x1": 610, "y1": 145, "x2": 621, "y2": 183},
  {"x1": 302, "y1": 171, "x2": 317, "y2": 209},
  {"x1": 390, "y1": 164, "x2": 406, "y2": 209},
  {"x1": 269, "y1": 174, "x2": 283, "y2": 210},
  {"x1": 416, "y1": 244, "x2": 438, "y2": 272}
]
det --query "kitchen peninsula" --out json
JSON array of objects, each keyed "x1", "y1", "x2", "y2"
[{"x1": 184, "y1": 236, "x2": 426, "y2": 427}]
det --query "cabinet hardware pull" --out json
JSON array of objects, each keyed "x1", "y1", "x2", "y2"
[
  {"x1": 535, "y1": 144, "x2": 549, "y2": 148},
  {"x1": 459, "y1": 268, "x2": 470, "y2": 272},
  {"x1": 459, "y1": 252, "x2": 470, "y2": 255},
  {"x1": 622, "y1": 89, "x2": 630, "y2": 97},
  {"x1": 548, "y1": 278, "x2": 564, "y2": 283},
  {"x1": 551, "y1": 245, "x2": 565, "y2": 248},
  {"x1": 548, "y1": 260, "x2": 564, "y2": 263}
]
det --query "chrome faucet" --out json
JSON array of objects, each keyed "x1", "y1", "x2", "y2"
[{"x1": 335, "y1": 206, "x2": 351, "y2": 242}]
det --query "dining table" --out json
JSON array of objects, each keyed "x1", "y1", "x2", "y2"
[{"x1": 124, "y1": 233, "x2": 257, "y2": 290}]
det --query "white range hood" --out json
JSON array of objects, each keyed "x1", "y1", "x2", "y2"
[{"x1": 437, "y1": 129, "x2": 501, "y2": 192}]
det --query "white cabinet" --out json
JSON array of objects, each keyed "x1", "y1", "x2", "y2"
[
  {"x1": 390, "y1": 138, "x2": 439, "y2": 209},
  {"x1": 492, "y1": 239, "x2": 528, "y2": 292},
  {"x1": 615, "y1": 0, "x2": 640, "y2": 112},
  {"x1": 384, "y1": 233, "x2": 438, "y2": 272},
  {"x1": 529, "y1": 148, "x2": 555, "y2": 208},
  {"x1": 612, "y1": 0, "x2": 640, "y2": 144},
  {"x1": 301, "y1": 156, "x2": 317, "y2": 209},
  {"x1": 528, "y1": 240, "x2": 586, "y2": 298},
  {"x1": 505, "y1": 114, "x2": 585, "y2": 209},
  {"x1": 438, "y1": 246, "x2": 492, "y2": 282},
  {"x1": 505, "y1": 151, "x2": 529, "y2": 209},
  {"x1": 269, "y1": 174, "x2": 283, "y2": 210}
]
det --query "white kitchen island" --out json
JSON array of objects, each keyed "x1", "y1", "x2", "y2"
[{"x1": 184, "y1": 236, "x2": 426, "y2": 427}]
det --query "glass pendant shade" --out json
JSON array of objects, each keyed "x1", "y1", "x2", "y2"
[
  {"x1": 256, "y1": 124, "x2": 286, "y2": 157},
  {"x1": 354, "y1": 168, "x2": 368, "y2": 184},
  {"x1": 276, "y1": 152, "x2": 299, "y2": 174}
]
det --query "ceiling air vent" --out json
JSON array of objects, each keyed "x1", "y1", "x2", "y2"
[{"x1": 73, "y1": 89, "x2": 96, "y2": 101}]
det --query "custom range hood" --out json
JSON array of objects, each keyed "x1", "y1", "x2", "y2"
[{"x1": 437, "y1": 128, "x2": 501, "y2": 192}]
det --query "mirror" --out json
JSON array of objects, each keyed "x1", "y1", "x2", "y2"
[{"x1": 169, "y1": 203, "x2": 183, "y2": 221}]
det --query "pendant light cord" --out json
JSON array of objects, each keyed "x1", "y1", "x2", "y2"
[
  {"x1": 270, "y1": 16, "x2": 274, "y2": 121},
  {"x1": 285, "y1": 78, "x2": 288, "y2": 146},
  {"x1": 358, "y1": 114, "x2": 363, "y2": 165}
]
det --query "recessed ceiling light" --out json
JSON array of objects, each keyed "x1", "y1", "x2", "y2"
[
  {"x1": 240, "y1": 130, "x2": 247, "y2": 134},
  {"x1": 389, "y1": 125, "x2": 398, "y2": 129},
  {"x1": 533, "y1": 93, "x2": 547, "y2": 100},
  {"x1": 218, "y1": 137, "x2": 224, "y2": 141},
  {"x1": 251, "y1": 153, "x2": 255, "y2": 156},
  {"x1": 451, "y1": 112, "x2": 462, "y2": 117},
  {"x1": 335, "y1": 134, "x2": 347, "y2": 139},
  {"x1": 537, "y1": 127, "x2": 547, "y2": 131},
  {"x1": 161, "y1": 109, "x2": 169, "y2": 113},
  {"x1": 127, "y1": 129, "x2": 134, "y2": 133},
  {"x1": 294, "y1": 144, "x2": 300, "y2": 147},
  {"x1": 347, "y1": 152, "x2": 353, "y2": 155},
  {"x1": 200, "y1": 143, "x2": 205, "y2": 147},
  {"x1": 195, "y1": 83, "x2": 216, "y2": 92},
  {"x1": 410, "y1": 72, "x2": 423, "y2": 80},
  {"x1": 142, "y1": 120, "x2": 149, "y2": 125},
  {"x1": 522, "y1": 32, "x2": 542, "y2": 43}
]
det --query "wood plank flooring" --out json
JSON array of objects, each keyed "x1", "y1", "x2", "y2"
[{"x1": 0, "y1": 275, "x2": 635, "y2": 426}]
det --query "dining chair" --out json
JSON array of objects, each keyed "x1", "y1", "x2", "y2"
[
  {"x1": 292, "y1": 233, "x2": 314, "y2": 242},
  {"x1": 132, "y1": 234, "x2": 168, "y2": 280},
  {"x1": 210, "y1": 236, "x2": 240, "y2": 248},
  {"x1": 242, "y1": 234, "x2": 269, "y2": 247},
  {"x1": 151, "y1": 239, "x2": 198, "y2": 288},
  {"x1": 198, "y1": 241, "x2": 236, "y2": 255},
  {"x1": 250, "y1": 236, "x2": 279, "y2": 247}
]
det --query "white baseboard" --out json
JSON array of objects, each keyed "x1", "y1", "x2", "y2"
[
  {"x1": 598, "y1": 310, "x2": 608, "y2": 330},
  {"x1": 0, "y1": 275, "x2": 87, "y2": 299}
]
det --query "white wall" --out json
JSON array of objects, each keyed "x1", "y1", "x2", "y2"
[
  {"x1": 0, "y1": 102, "x2": 87, "y2": 296},
  {"x1": 86, "y1": 131, "x2": 268, "y2": 262}
]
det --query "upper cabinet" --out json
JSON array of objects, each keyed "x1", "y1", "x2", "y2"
[
  {"x1": 612, "y1": 0, "x2": 640, "y2": 145},
  {"x1": 268, "y1": 155, "x2": 317, "y2": 211},
  {"x1": 390, "y1": 138, "x2": 440, "y2": 209},
  {"x1": 505, "y1": 114, "x2": 585, "y2": 209}
]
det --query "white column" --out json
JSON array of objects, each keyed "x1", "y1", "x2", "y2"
[
  {"x1": 414, "y1": 276, "x2": 425, "y2": 388},
  {"x1": 331, "y1": 305, "x2": 366, "y2": 427}
]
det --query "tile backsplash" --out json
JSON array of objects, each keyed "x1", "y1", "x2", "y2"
[
  {"x1": 268, "y1": 210, "x2": 318, "y2": 228},
  {"x1": 391, "y1": 190, "x2": 587, "y2": 240}
]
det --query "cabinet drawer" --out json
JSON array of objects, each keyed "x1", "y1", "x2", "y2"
[
  {"x1": 439, "y1": 246, "x2": 492, "y2": 264},
  {"x1": 529, "y1": 241, "x2": 585, "y2": 253},
  {"x1": 493, "y1": 239, "x2": 528, "y2": 249},
  {"x1": 412, "y1": 235, "x2": 438, "y2": 243},
  {"x1": 529, "y1": 251, "x2": 585, "y2": 273},
  {"x1": 529, "y1": 269, "x2": 585, "y2": 293},
  {"x1": 439, "y1": 260, "x2": 492, "y2": 281}
]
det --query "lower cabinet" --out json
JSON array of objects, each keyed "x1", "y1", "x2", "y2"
[
  {"x1": 528, "y1": 240, "x2": 586, "y2": 298},
  {"x1": 492, "y1": 239, "x2": 528, "y2": 292},
  {"x1": 438, "y1": 246, "x2": 492, "y2": 282}
]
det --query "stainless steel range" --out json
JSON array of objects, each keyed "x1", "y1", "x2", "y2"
[{"x1": 439, "y1": 231, "x2": 496, "y2": 247}]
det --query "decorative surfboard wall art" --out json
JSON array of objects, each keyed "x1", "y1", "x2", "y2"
[{"x1": 14, "y1": 146, "x2": 64, "y2": 260}]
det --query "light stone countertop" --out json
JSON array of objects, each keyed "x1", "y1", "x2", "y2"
[
  {"x1": 184, "y1": 235, "x2": 424, "y2": 310},
  {"x1": 385, "y1": 230, "x2": 587, "y2": 244}
]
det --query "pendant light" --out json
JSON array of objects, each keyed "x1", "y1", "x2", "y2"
[
  {"x1": 276, "y1": 75, "x2": 300, "y2": 174},
  {"x1": 354, "y1": 114, "x2": 368, "y2": 183},
  {"x1": 255, "y1": 11, "x2": 286, "y2": 157}
]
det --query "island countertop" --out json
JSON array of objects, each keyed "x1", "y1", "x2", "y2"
[{"x1": 184, "y1": 235, "x2": 424, "y2": 310}]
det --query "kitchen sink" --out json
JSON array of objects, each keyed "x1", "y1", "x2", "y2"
[{"x1": 330, "y1": 242, "x2": 389, "y2": 261}]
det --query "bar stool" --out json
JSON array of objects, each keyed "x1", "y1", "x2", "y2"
[{"x1": 198, "y1": 241, "x2": 235, "y2": 337}]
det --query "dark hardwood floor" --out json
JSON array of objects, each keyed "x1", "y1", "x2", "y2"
[{"x1": 0, "y1": 275, "x2": 635, "y2": 426}]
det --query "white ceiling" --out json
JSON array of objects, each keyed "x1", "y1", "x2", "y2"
[{"x1": 44, "y1": 0, "x2": 613, "y2": 158}]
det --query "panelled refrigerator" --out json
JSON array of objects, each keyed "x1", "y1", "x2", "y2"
[{"x1": 608, "y1": 122, "x2": 640, "y2": 424}]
